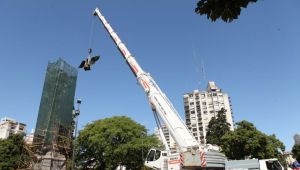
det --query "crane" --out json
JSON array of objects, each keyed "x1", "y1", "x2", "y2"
[{"x1": 93, "y1": 7, "x2": 226, "y2": 170}]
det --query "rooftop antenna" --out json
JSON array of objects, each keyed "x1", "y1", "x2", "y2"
[
  {"x1": 192, "y1": 48, "x2": 206, "y2": 90},
  {"x1": 201, "y1": 56, "x2": 207, "y2": 86}
]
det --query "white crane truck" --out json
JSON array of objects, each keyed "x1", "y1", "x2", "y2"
[{"x1": 93, "y1": 7, "x2": 226, "y2": 170}]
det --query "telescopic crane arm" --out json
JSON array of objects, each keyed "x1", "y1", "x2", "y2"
[{"x1": 93, "y1": 8, "x2": 199, "y2": 151}]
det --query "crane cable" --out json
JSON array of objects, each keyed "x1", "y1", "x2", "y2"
[{"x1": 88, "y1": 15, "x2": 96, "y2": 54}]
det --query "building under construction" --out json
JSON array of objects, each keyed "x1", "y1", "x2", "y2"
[{"x1": 33, "y1": 58, "x2": 78, "y2": 169}]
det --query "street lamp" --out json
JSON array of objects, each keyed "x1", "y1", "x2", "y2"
[
  {"x1": 72, "y1": 98, "x2": 81, "y2": 170},
  {"x1": 141, "y1": 131, "x2": 146, "y2": 162}
]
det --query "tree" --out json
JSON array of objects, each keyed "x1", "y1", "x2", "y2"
[
  {"x1": 75, "y1": 116, "x2": 160, "y2": 170},
  {"x1": 221, "y1": 120, "x2": 285, "y2": 160},
  {"x1": 206, "y1": 108, "x2": 231, "y2": 146},
  {"x1": 0, "y1": 133, "x2": 32, "y2": 169},
  {"x1": 195, "y1": 0, "x2": 258, "y2": 22},
  {"x1": 292, "y1": 144, "x2": 300, "y2": 162}
]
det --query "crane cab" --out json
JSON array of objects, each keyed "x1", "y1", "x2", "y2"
[
  {"x1": 145, "y1": 149, "x2": 184, "y2": 170},
  {"x1": 145, "y1": 149, "x2": 169, "y2": 169}
]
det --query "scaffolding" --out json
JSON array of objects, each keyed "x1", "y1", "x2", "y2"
[
  {"x1": 32, "y1": 120, "x2": 74, "y2": 170},
  {"x1": 31, "y1": 58, "x2": 77, "y2": 169}
]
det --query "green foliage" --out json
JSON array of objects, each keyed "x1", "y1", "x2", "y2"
[
  {"x1": 206, "y1": 108, "x2": 231, "y2": 146},
  {"x1": 292, "y1": 144, "x2": 300, "y2": 162},
  {"x1": 76, "y1": 116, "x2": 160, "y2": 170},
  {"x1": 0, "y1": 133, "x2": 31, "y2": 169},
  {"x1": 221, "y1": 120, "x2": 285, "y2": 160},
  {"x1": 195, "y1": 0, "x2": 258, "y2": 22}
]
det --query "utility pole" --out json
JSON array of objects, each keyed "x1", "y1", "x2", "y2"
[
  {"x1": 72, "y1": 99, "x2": 81, "y2": 170},
  {"x1": 142, "y1": 132, "x2": 144, "y2": 161}
]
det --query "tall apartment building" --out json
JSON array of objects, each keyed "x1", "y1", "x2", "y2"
[
  {"x1": 25, "y1": 129, "x2": 35, "y2": 145},
  {"x1": 0, "y1": 117, "x2": 26, "y2": 139},
  {"x1": 154, "y1": 125, "x2": 177, "y2": 153},
  {"x1": 183, "y1": 81, "x2": 234, "y2": 144},
  {"x1": 294, "y1": 133, "x2": 300, "y2": 145}
]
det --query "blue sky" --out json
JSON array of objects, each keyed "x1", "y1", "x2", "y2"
[{"x1": 0, "y1": 1, "x2": 299, "y2": 150}]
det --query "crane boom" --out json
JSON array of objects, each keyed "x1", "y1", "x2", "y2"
[{"x1": 93, "y1": 8, "x2": 199, "y2": 151}]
